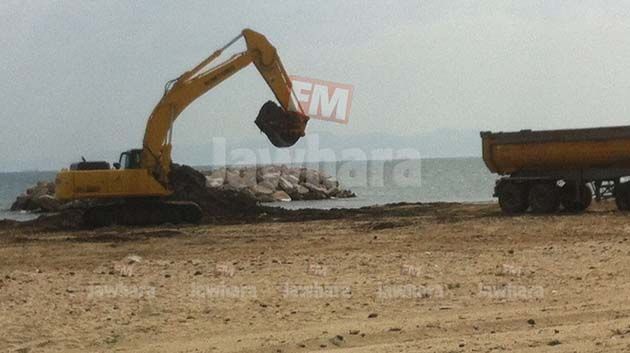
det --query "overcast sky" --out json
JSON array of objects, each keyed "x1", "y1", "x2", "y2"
[{"x1": 2, "y1": 1, "x2": 630, "y2": 171}]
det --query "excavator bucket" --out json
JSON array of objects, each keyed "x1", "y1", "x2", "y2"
[{"x1": 255, "y1": 101, "x2": 309, "y2": 147}]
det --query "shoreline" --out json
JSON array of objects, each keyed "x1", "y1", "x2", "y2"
[{"x1": 0, "y1": 200, "x2": 501, "y2": 228}]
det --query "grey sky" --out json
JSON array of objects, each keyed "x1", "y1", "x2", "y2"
[{"x1": 2, "y1": 1, "x2": 630, "y2": 171}]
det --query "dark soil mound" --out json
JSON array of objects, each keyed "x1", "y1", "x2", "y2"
[{"x1": 168, "y1": 164, "x2": 261, "y2": 221}]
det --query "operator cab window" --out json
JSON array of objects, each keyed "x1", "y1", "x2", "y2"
[
  {"x1": 117, "y1": 150, "x2": 142, "y2": 169},
  {"x1": 119, "y1": 153, "x2": 129, "y2": 169}
]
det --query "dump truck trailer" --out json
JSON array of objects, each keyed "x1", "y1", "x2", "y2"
[{"x1": 481, "y1": 125, "x2": 630, "y2": 214}]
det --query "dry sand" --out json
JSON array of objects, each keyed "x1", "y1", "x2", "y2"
[{"x1": 2, "y1": 201, "x2": 630, "y2": 352}]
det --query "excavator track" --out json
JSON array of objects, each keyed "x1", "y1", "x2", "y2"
[{"x1": 82, "y1": 200, "x2": 202, "y2": 228}]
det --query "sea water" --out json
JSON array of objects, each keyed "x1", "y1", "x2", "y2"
[{"x1": 0, "y1": 158, "x2": 496, "y2": 220}]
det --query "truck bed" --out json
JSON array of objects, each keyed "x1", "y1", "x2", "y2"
[{"x1": 481, "y1": 125, "x2": 630, "y2": 175}]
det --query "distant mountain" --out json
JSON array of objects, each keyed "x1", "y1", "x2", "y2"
[
  {"x1": 0, "y1": 129, "x2": 483, "y2": 172},
  {"x1": 172, "y1": 129, "x2": 482, "y2": 167}
]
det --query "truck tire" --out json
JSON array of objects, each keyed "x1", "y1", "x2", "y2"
[
  {"x1": 561, "y1": 182, "x2": 592, "y2": 212},
  {"x1": 498, "y1": 182, "x2": 529, "y2": 214},
  {"x1": 529, "y1": 183, "x2": 560, "y2": 214},
  {"x1": 615, "y1": 182, "x2": 630, "y2": 211}
]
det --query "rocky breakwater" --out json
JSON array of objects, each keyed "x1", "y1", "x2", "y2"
[
  {"x1": 10, "y1": 181, "x2": 63, "y2": 212},
  {"x1": 204, "y1": 165, "x2": 355, "y2": 203},
  {"x1": 8, "y1": 166, "x2": 355, "y2": 213}
]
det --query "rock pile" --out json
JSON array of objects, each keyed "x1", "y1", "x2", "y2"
[
  {"x1": 10, "y1": 181, "x2": 62, "y2": 212},
  {"x1": 203, "y1": 165, "x2": 355, "y2": 203},
  {"x1": 9, "y1": 165, "x2": 355, "y2": 213}
]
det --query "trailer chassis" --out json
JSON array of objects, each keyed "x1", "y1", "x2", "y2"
[{"x1": 494, "y1": 167, "x2": 630, "y2": 214}]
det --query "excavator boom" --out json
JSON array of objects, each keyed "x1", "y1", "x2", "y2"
[{"x1": 142, "y1": 28, "x2": 308, "y2": 183}]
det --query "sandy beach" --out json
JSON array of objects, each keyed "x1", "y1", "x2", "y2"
[{"x1": 1, "y1": 201, "x2": 630, "y2": 352}]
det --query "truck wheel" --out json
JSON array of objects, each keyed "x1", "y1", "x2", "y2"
[
  {"x1": 561, "y1": 183, "x2": 592, "y2": 212},
  {"x1": 529, "y1": 183, "x2": 560, "y2": 214},
  {"x1": 498, "y1": 182, "x2": 529, "y2": 214},
  {"x1": 615, "y1": 183, "x2": 630, "y2": 211}
]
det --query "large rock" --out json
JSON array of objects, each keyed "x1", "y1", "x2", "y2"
[
  {"x1": 278, "y1": 176, "x2": 295, "y2": 192},
  {"x1": 259, "y1": 180, "x2": 277, "y2": 191},
  {"x1": 28, "y1": 182, "x2": 52, "y2": 199},
  {"x1": 256, "y1": 165, "x2": 280, "y2": 180},
  {"x1": 251, "y1": 183, "x2": 274, "y2": 196},
  {"x1": 207, "y1": 167, "x2": 227, "y2": 178},
  {"x1": 296, "y1": 185, "x2": 310, "y2": 195},
  {"x1": 10, "y1": 181, "x2": 58, "y2": 212},
  {"x1": 303, "y1": 182, "x2": 328, "y2": 194},
  {"x1": 259, "y1": 173, "x2": 280, "y2": 189},
  {"x1": 301, "y1": 169, "x2": 321, "y2": 185},
  {"x1": 10, "y1": 195, "x2": 31, "y2": 211},
  {"x1": 289, "y1": 185, "x2": 311, "y2": 200},
  {"x1": 205, "y1": 176, "x2": 224, "y2": 188},
  {"x1": 251, "y1": 182, "x2": 276, "y2": 202},
  {"x1": 225, "y1": 169, "x2": 256, "y2": 189},
  {"x1": 37, "y1": 195, "x2": 61, "y2": 212},
  {"x1": 279, "y1": 165, "x2": 291, "y2": 176},
  {"x1": 335, "y1": 189, "x2": 356, "y2": 198},
  {"x1": 322, "y1": 177, "x2": 339, "y2": 190},
  {"x1": 303, "y1": 182, "x2": 329, "y2": 199},
  {"x1": 271, "y1": 191, "x2": 291, "y2": 202},
  {"x1": 284, "y1": 174, "x2": 299, "y2": 185},
  {"x1": 282, "y1": 167, "x2": 301, "y2": 180}
]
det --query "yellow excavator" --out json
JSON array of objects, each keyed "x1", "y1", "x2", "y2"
[{"x1": 55, "y1": 29, "x2": 309, "y2": 226}]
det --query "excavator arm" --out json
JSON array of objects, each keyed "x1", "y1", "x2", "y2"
[{"x1": 141, "y1": 29, "x2": 309, "y2": 184}]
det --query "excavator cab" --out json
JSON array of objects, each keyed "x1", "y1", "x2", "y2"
[{"x1": 115, "y1": 149, "x2": 143, "y2": 170}]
